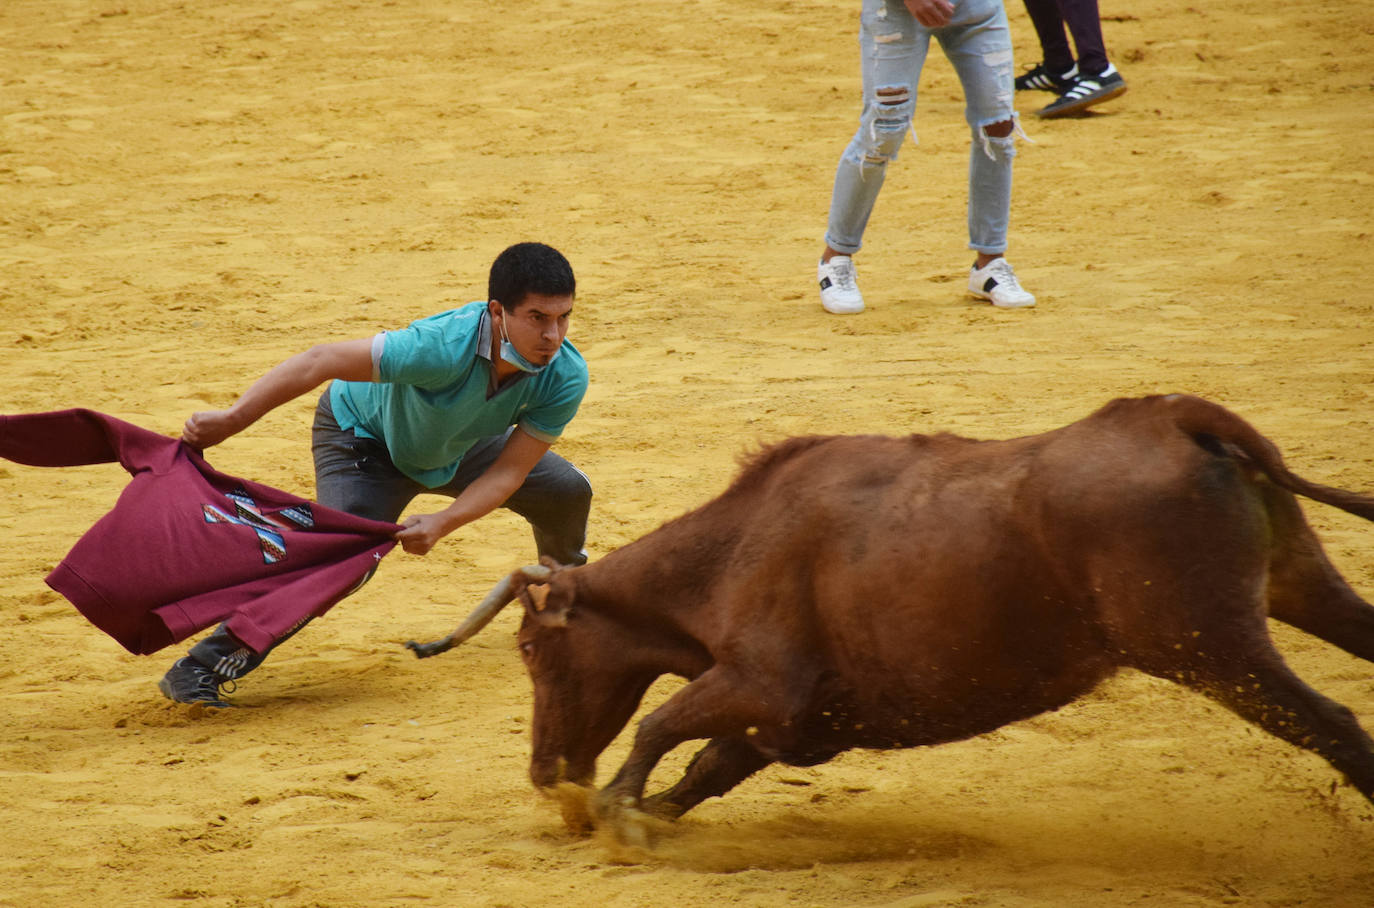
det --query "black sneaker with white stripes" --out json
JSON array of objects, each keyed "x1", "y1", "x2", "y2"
[
  {"x1": 1015, "y1": 62, "x2": 1077, "y2": 92},
  {"x1": 158, "y1": 657, "x2": 235, "y2": 708},
  {"x1": 1037, "y1": 66, "x2": 1128, "y2": 119}
]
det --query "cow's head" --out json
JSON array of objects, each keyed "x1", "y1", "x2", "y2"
[
  {"x1": 512, "y1": 563, "x2": 662, "y2": 795},
  {"x1": 450, "y1": 561, "x2": 663, "y2": 798}
]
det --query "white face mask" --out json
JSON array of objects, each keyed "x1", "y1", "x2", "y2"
[{"x1": 499, "y1": 316, "x2": 560, "y2": 374}]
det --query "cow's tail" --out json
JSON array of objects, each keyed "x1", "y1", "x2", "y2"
[{"x1": 1163, "y1": 393, "x2": 1374, "y2": 522}]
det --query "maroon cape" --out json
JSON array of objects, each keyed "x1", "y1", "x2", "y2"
[{"x1": 0, "y1": 409, "x2": 399, "y2": 655}]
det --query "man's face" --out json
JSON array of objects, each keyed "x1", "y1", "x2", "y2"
[{"x1": 493, "y1": 292, "x2": 574, "y2": 366}]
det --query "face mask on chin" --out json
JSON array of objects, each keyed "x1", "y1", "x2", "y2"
[{"x1": 499, "y1": 316, "x2": 560, "y2": 374}]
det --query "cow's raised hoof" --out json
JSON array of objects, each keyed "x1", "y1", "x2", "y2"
[
  {"x1": 592, "y1": 789, "x2": 672, "y2": 849},
  {"x1": 599, "y1": 799, "x2": 662, "y2": 850}
]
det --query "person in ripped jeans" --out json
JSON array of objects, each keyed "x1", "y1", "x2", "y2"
[
  {"x1": 817, "y1": 0, "x2": 1036, "y2": 315},
  {"x1": 159, "y1": 241, "x2": 591, "y2": 707}
]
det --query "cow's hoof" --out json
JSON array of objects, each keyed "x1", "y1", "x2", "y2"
[
  {"x1": 594, "y1": 789, "x2": 631, "y2": 821},
  {"x1": 550, "y1": 782, "x2": 596, "y2": 836},
  {"x1": 601, "y1": 803, "x2": 660, "y2": 850},
  {"x1": 611, "y1": 808, "x2": 653, "y2": 850},
  {"x1": 594, "y1": 791, "x2": 668, "y2": 849}
]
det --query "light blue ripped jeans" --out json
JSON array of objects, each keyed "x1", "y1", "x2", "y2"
[{"x1": 825, "y1": 0, "x2": 1021, "y2": 256}]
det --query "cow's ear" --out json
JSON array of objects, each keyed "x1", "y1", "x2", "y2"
[{"x1": 520, "y1": 582, "x2": 572, "y2": 627}]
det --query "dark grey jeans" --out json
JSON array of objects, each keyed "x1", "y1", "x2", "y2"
[{"x1": 183, "y1": 392, "x2": 591, "y2": 680}]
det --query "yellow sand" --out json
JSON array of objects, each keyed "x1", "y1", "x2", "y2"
[{"x1": 2, "y1": 1, "x2": 1372, "y2": 905}]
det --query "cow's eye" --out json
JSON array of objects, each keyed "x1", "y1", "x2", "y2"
[{"x1": 518, "y1": 641, "x2": 534, "y2": 658}]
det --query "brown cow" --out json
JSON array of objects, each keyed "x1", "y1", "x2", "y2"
[{"x1": 407, "y1": 394, "x2": 1374, "y2": 838}]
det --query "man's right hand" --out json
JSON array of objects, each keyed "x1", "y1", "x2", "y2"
[
  {"x1": 177, "y1": 338, "x2": 377, "y2": 451},
  {"x1": 905, "y1": 0, "x2": 954, "y2": 28},
  {"x1": 181, "y1": 409, "x2": 243, "y2": 450}
]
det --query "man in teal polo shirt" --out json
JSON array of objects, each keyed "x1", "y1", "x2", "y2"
[{"x1": 159, "y1": 242, "x2": 591, "y2": 707}]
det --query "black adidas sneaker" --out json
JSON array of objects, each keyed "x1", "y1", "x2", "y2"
[{"x1": 1038, "y1": 67, "x2": 1128, "y2": 119}]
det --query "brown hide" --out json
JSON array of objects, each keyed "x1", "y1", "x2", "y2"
[{"x1": 424, "y1": 394, "x2": 1374, "y2": 830}]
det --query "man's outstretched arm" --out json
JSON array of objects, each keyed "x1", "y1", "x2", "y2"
[{"x1": 181, "y1": 338, "x2": 375, "y2": 449}]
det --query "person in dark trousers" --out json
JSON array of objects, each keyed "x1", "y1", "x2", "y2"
[
  {"x1": 1015, "y1": 0, "x2": 1127, "y2": 118},
  {"x1": 158, "y1": 241, "x2": 592, "y2": 707}
]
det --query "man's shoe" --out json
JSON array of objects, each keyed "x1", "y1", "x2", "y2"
[
  {"x1": 1015, "y1": 62, "x2": 1078, "y2": 92},
  {"x1": 818, "y1": 256, "x2": 865, "y2": 314},
  {"x1": 968, "y1": 258, "x2": 1036, "y2": 309},
  {"x1": 158, "y1": 657, "x2": 234, "y2": 708},
  {"x1": 1037, "y1": 66, "x2": 1127, "y2": 119}
]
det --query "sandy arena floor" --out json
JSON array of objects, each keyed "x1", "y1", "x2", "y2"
[{"x1": 2, "y1": 1, "x2": 1372, "y2": 905}]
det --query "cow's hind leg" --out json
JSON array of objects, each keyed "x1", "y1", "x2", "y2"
[
  {"x1": 1160, "y1": 646, "x2": 1374, "y2": 803},
  {"x1": 1264, "y1": 485, "x2": 1374, "y2": 662},
  {"x1": 641, "y1": 736, "x2": 773, "y2": 820}
]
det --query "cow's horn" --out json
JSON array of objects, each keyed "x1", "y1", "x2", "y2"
[{"x1": 405, "y1": 564, "x2": 551, "y2": 659}]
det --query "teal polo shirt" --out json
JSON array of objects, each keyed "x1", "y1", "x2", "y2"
[{"x1": 328, "y1": 301, "x2": 587, "y2": 488}]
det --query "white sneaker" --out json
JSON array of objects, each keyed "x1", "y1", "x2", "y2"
[
  {"x1": 818, "y1": 256, "x2": 865, "y2": 314},
  {"x1": 968, "y1": 258, "x2": 1036, "y2": 308}
]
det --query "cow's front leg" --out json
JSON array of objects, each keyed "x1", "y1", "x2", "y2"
[
  {"x1": 595, "y1": 665, "x2": 786, "y2": 840},
  {"x1": 641, "y1": 735, "x2": 774, "y2": 819}
]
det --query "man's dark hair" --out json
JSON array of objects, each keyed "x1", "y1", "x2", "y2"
[{"x1": 488, "y1": 242, "x2": 575, "y2": 311}]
